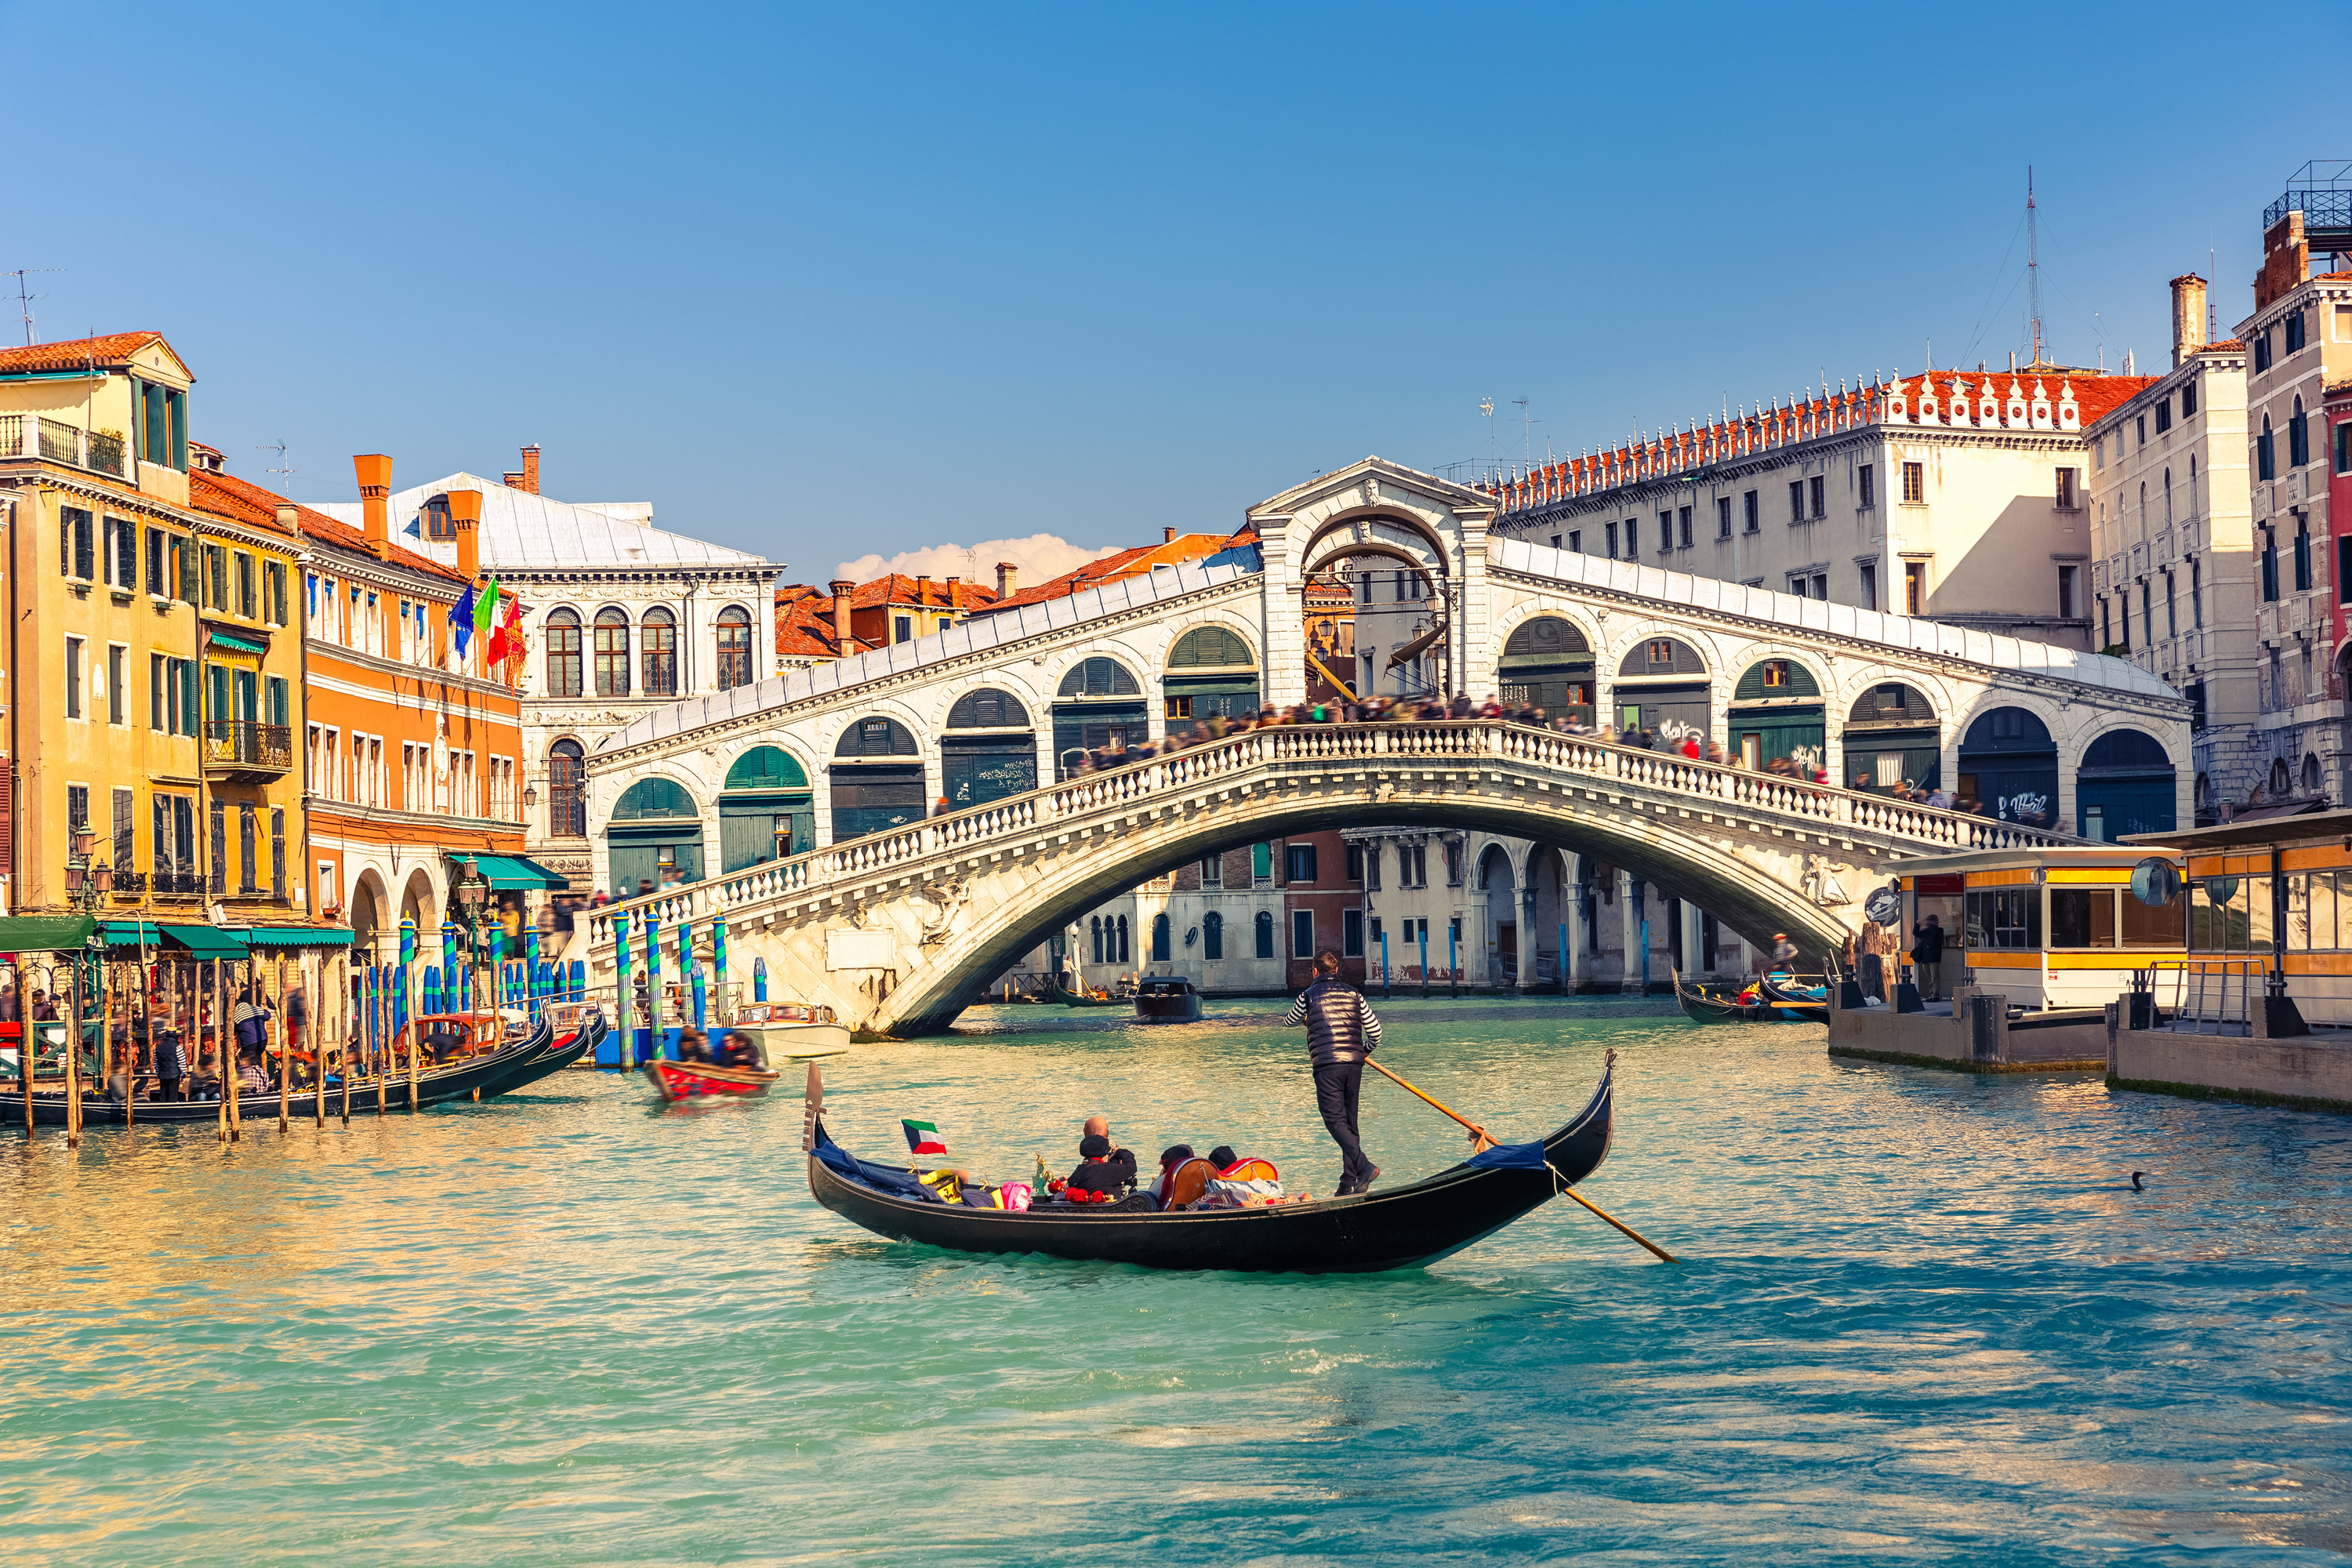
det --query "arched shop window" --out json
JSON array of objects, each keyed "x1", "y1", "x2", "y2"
[
  {"x1": 1958, "y1": 707, "x2": 2056, "y2": 829},
  {"x1": 1842, "y1": 683, "x2": 1940, "y2": 791},
  {"x1": 830, "y1": 717, "x2": 924, "y2": 844},
  {"x1": 942, "y1": 688, "x2": 1036, "y2": 809},
  {"x1": 720, "y1": 745, "x2": 813, "y2": 870}
]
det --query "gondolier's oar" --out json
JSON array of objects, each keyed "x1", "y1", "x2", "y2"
[
  {"x1": 1363, "y1": 1058, "x2": 1496, "y2": 1152},
  {"x1": 1364, "y1": 1057, "x2": 1680, "y2": 1264}
]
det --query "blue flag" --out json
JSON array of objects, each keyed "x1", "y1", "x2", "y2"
[{"x1": 449, "y1": 583, "x2": 477, "y2": 655}]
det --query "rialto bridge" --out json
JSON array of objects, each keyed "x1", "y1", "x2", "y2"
[{"x1": 577, "y1": 457, "x2": 2188, "y2": 1034}]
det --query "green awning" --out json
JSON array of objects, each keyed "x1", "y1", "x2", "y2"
[
  {"x1": 160, "y1": 923, "x2": 248, "y2": 958},
  {"x1": 0, "y1": 913, "x2": 98, "y2": 952},
  {"x1": 238, "y1": 925, "x2": 357, "y2": 949},
  {"x1": 209, "y1": 630, "x2": 266, "y2": 655},
  {"x1": 99, "y1": 919, "x2": 169, "y2": 950},
  {"x1": 460, "y1": 854, "x2": 570, "y2": 891}
]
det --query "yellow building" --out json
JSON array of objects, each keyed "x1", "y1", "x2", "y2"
[
  {"x1": 1, "y1": 332, "x2": 208, "y2": 917},
  {"x1": 0, "y1": 331, "x2": 312, "y2": 934}
]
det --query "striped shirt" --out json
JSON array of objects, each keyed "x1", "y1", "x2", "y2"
[{"x1": 1283, "y1": 978, "x2": 1381, "y2": 1065}]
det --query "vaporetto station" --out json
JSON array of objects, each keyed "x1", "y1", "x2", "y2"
[{"x1": 576, "y1": 458, "x2": 2189, "y2": 1034}]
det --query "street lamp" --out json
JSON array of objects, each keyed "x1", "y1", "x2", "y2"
[{"x1": 65, "y1": 829, "x2": 111, "y2": 911}]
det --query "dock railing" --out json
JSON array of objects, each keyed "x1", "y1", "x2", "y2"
[{"x1": 2147, "y1": 956, "x2": 2270, "y2": 1036}]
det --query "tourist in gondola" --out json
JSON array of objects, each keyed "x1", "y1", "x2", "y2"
[
  {"x1": 1062, "y1": 1133, "x2": 1136, "y2": 1199},
  {"x1": 1285, "y1": 947, "x2": 1383, "y2": 1196},
  {"x1": 675, "y1": 1026, "x2": 713, "y2": 1064}
]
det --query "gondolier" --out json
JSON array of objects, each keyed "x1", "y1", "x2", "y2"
[{"x1": 1284, "y1": 949, "x2": 1382, "y2": 1196}]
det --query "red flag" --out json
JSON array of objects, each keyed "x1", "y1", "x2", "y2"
[{"x1": 488, "y1": 595, "x2": 525, "y2": 668}]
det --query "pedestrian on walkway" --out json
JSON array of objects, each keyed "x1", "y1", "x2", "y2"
[
  {"x1": 1283, "y1": 948, "x2": 1383, "y2": 1196},
  {"x1": 1911, "y1": 915, "x2": 1947, "y2": 1001}
]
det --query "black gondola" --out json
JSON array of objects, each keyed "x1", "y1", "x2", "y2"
[
  {"x1": 1671, "y1": 967, "x2": 1820, "y2": 1025},
  {"x1": 1133, "y1": 978, "x2": 1203, "y2": 1022},
  {"x1": 801, "y1": 1054, "x2": 1617, "y2": 1273},
  {"x1": 12, "y1": 1012, "x2": 585, "y2": 1127}
]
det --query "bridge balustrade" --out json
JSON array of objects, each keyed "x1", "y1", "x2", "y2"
[{"x1": 583, "y1": 721, "x2": 2080, "y2": 957}]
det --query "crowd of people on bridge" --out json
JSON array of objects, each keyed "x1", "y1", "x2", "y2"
[{"x1": 1047, "y1": 693, "x2": 2004, "y2": 817}]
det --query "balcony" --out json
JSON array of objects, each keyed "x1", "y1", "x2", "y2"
[
  {"x1": 204, "y1": 720, "x2": 292, "y2": 780},
  {"x1": 0, "y1": 413, "x2": 125, "y2": 476}
]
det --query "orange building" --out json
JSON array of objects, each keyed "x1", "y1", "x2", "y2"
[{"x1": 191, "y1": 451, "x2": 543, "y2": 962}]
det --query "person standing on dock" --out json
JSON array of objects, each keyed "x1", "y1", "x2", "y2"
[
  {"x1": 1286, "y1": 949, "x2": 1383, "y2": 1196},
  {"x1": 1911, "y1": 915, "x2": 1947, "y2": 1002}
]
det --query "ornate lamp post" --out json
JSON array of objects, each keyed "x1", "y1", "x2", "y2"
[
  {"x1": 64, "y1": 828, "x2": 113, "y2": 913},
  {"x1": 451, "y1": 858, "x2": 495, "y2": 1008}
]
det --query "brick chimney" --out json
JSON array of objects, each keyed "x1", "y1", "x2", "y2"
[
  {"x1": 275, "y1": 504, "x2": 299, "y2": 535},
  {"x1": 914, "y1": 572, "x2": 931, "y2": 604},
  {"x1": 2171, "y1": 274, "x2": 2209, "y2": 367},
  {"x1": 354, "y1": 453, "x2": 394, "y2": 558},
  {"x1": 995, "y1": 561, "x2": 1017, "y2": 598},
  {"x1": 502, "y1": 444, "x2": 543, "y2": 495},
  {"x1": 449, "y1": 488, "x2": 483, "y2": 582},
  {"x1": 2256, "y1": 211, "x2": 2310, "y2": 312},
  {"x1": 1163, "y1": 528, "x2": 1175, "y2": 543},
  {"x1": 829, "y1": 578, "x2": 855, "y2": 651}
]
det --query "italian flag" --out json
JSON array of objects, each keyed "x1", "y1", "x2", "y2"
[{"x1": 902, "y1": 1119, "x2": 947, "y2": 1156}]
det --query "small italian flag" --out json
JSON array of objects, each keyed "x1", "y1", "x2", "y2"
[{"x1": 902, "y1": 1119, "x2": 948, "y2": 1156}]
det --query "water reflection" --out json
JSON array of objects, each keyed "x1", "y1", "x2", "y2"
[{"x1": 4, "y1": 998, "x2": 2350, "y2": 1563}]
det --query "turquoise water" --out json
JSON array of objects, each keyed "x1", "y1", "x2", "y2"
[{"x1": 4, "y1": 996, "x2": 2349, "y2": 1565}]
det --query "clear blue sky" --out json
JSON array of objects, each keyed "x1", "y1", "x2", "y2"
[{"x1": 9, "y1": 1, "x2": 2345, "y2": 575}]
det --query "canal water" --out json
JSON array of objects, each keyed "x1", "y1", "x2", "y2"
[{"x1": 4, "y1": 996, "x2": 2349, "y2": 1565}]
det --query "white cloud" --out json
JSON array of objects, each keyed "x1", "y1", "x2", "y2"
[{"x1": 834, "y1": 533, "x2": 1126, "y2": 591}]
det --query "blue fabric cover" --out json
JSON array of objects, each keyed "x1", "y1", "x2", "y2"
[
  {"x1": 812, "y1": 1129, "x2": 939, "y2": 1200},
  {"x1": 1465, "y1": 1139, "x2": 1553, "y2": 1171}
]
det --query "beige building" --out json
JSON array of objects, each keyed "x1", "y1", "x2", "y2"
[
  {"x1": 2088, "y1": 275, "x2": 2256, "y2": 820},
  {"x1": 1490, "y1": 363, "x2": 2157, "y2": 649},
  {"x1": 2233, "y1": 198, "x2": 2352, "y2": 807}
]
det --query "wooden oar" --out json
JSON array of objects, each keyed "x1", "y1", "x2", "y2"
[
  {"x1": 1363, "y1": 1056, "x2": 1680, "y2": 1264},
  {"x1": 1363, "y1": 1058, "x2": 1497, "y2": 1152}
]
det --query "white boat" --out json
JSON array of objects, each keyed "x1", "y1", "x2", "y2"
[{"x1": 723, "y1": 1001, "x2": 851, "y2": 1059}]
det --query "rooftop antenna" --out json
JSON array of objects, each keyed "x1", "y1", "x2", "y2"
[
  {"x1": 5, "y1": 268, "x2": 60, "y2": 347},
  {"x1": 1479, "y1": 397, "x2": 1495, "y2": 481},
  {"x1": 2209, "y1": 242, "x2": 2218, "y2": 342},
  {"x1": 259, "y1": 440, "x2": 293, "y2": 477},
  {"x1": 1512, "y1": 397, "x2": 1537, "y2": 464},
  {"x1": 2027, "y1": 166, "x2": 2044, "y2": 367}
]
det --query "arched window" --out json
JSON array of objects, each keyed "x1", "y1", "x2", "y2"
[
  {"x1": 612, "y1": 776, "x2": 695, "y2": 819},
  {"x1": 545, "y1": 609, "x2": 583, "y2": 698},
  {"x1": 641, "y1": 606, "x2": 677, "y2": 697},
  {"x1": 2163, "y1": 467, "x2": 2173, "y2": 525},
  {"x1": 1167, "y1": 626, "x2": 1256, "y2": 668},
  {"x1": 546, "y1": 739, "x2": 585, "y2": 837},
  {"x1": 2271, "y1": 757, "x2": 2292, "y2": 796},
  {"x1": 593, "y1": 608, "x2": 630, "y2": 697},
  {"x1": 834, "y1": 716, "x2": 918, "y2": 757},
  {"x1": 2190, "y1": 454, "x2": 2198, "y2": 515},
  {"x1": 716, "y1": 604, "x2": 753, "y2": 691},
  {"x1": 946, "y1": 688, "x2": 1030, "y2": 728},
  {"x1": 1497, "y1": 615, "x2": 1595, "y2": 720},
  {"x1": 1151, "y1": 913, "x2": 1171, "y2": 962},
  {"x1": 1254, "y1": 909, "x2": 1275, "y2": 958},
  {"x1": 2259, "y1": 414, "x2": 2276, "y2": 481},
  {"x1": 1091, "y1": 916, "x2": 1104, "y2": 964},
  {"x1": 2303, "y1": 753, "x2": 2321, "y2": 792},
  {"x1": 1203, "y1": 910, "x2": 1224, "y2": 960},
  {"x1": 720, "y1": 746, "x2": 813, "y2": 869},
  {"x1": 1118, "y1": 915, "x2": 1131, "y2": 964},
  {"x1": 1058, "y1": 657, "x2": 1141, "y2": 698},
  {"x1": 2290, "y1": 396, "x2": 2310, "y2": 468}
]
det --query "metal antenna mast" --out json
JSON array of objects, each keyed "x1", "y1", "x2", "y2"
[
  {"x1": 1512, "y1": 397, "x2": 1537, "y2": 465},
  {"x1": 5, "y1": 268, "x2": 60, "y2": 347},
  {"x1": 2026, "y1": 167, "x2": 2044, "y2": 367},
  {"x1": 260, "y1": 440, "x2": 293, "y2": 477},
  {"x1": 1479, "y1": 397, "x2": 1495, "y2": 480}
]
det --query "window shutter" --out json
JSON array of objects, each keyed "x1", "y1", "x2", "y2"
[
  {"x1": 209, "y1": 800, "x2": 226, "y2": 895},
  {"x1": 239, "y1": 804, "x2": 256, "y2": 893},
  {"x1": 0, "y1": 762, "x2": 11, "y2": 877},
  {"x1": 153, "y1": 797, "x2": 169, "y2": 877},
  {"x1": 114, "y1": 787, "x2": 133, "y2": 869},
  {"x1": 270, "y1": 809, "x2": 285, "y2": 900}
]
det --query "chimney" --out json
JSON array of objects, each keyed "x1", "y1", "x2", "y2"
[
  {"x1": 829, "y1": 578, "x2": 855, "y2": 651},
  {"x1": 2171, "y1": 273, "x2": 2209, "y2": 367},
  {"x1": 945, "y1": 575, "x2": 960, "y2": 601},
  {"x1": 354, "y1": 453, "x2": 394, "y2": 558},
  {"x1": 914, "y1": 573, "x2": 931, "y2": 604},
  {"x1": 995, "y1": 561, "x2": 1017, "y2": 599},
  {"x1": 449, "y1": 489, "x2": 483, "y2": 582},
  {"x1": 502, "y1": 470, "x2": 524, "y2": 491},
  {"x1": 520, "y1": 444, "x2": 540, "y2": 495},
  {"x1": 1163, "y1": 528, "x2": 1175, "y2": 543},
  {"x1": 275, "y1": 504, "x2": 299, "y2": 536}
]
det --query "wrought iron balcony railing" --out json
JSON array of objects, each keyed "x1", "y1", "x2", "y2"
[{"x1": 204, "y1": 720, "x2": 293, "y2": 773}]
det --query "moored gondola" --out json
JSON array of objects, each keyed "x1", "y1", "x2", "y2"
[
  {"x1": 1755, "y1": 971, "x2": 1830, "y2": 1023},
  {"x1": 16, "y1": 1012, "x2": 565, "y2": 1127},
  {"x1": 1671, "y1": 967, "x2": 1750, "y2": 1024},
  {"x1": 1046, "y1": 980, "x2": 1125, "y2": 1008},
  {"x1": 801, "y1": 1055, "x2": 1617, "y2": 1273}
]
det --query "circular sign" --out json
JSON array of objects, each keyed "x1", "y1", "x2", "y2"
[
  {"x1": 2130, "y1": 858, "x2": 2181, "y2": 908},
  {"x1": 1863, "y1": 886, "x2": 1903, "y2": 925}
]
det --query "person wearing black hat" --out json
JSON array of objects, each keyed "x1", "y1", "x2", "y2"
[
  {"x1": 1284, "y1": 947, "x2": 1384, "y2": 1195},
  {"x1": 1064, "y1": 1131, "x2": 1137, "y2": 1195}
]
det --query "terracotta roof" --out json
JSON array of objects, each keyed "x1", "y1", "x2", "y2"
[
  {"x1": 774, "y1": 586, "x2": 875, "y2": 659},
  {"x1": 191, "y1": 467, "x2": 466, "y2": 584},
  {"x1": 0, "y1": 332, "x2": 167, "y2": 375},
  {"x1": 1492, "y1": 367, "x2": 2160, "y2": 514},
  {"x1": 837, "y1": 573, "x2": 1000, "y2": 612},
  {"x1": 2201, "y1": 338, "x2": 2247, "y2": 353},
  {"x1": 970, "y1": 531, "x2": 1258, "y2": 615}
]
